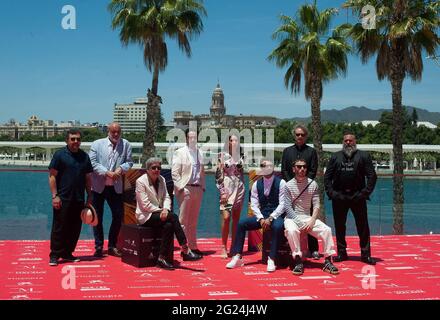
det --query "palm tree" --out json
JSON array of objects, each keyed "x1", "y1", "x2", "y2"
[
  {"x1": 343, "y1": 0, "x2": 440, "y2": 234},
  {"x1": 268, "y1": 2, "x2": 351, "y2": 220},
  {"x1": 109, "y1": 0, "x2": 206, "y2": 164}
]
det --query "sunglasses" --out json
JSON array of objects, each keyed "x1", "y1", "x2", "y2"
[
  {"x1": 295, "y1": 133, "x2": 306, "y2": 137},
  {"x1": 295, "y1": 165, "x2": 307, "y2": 169},
  {"x1": 69, "y1": 137, "x2": 81, "y2": 142},
  {"x1": 260, "y1": 163, "x2": 272, "y2": 168},
  {"x1": 150, "y1": 166, "x2": 161, "y2": 171}
]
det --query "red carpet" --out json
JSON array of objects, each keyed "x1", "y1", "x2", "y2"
[{"x1": 1, "y1": 235, "x2": 440, "y2": 300}]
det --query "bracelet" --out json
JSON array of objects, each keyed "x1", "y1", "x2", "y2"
[{"x1": 52, "y1": 194, "x2": 58, "y2": 199}]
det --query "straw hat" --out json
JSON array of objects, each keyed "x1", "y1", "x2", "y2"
[{"x1": 80, "y1": 204, "x2": 98, "y2": 227}]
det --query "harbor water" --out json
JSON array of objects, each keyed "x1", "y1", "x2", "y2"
[{"x1": 0, "y1": 167, "x2": 439, "y2": 239}]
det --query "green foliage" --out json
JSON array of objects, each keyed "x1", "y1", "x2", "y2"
[
  {"x1": 273, "y1": 110, "x2": 440, "y2": 145},
  {"x1": 0, "y1": 135, "x2": 13, "y2": 141},
  {"x1": 79, "y1": 128, "x2": 107, "y2": 142},
  {"x1": 18, "y1": 133, "x2": 43, "y2": 142},
  {"x1": 274, "y1": 121, "x2": 295, "y2": 143}
]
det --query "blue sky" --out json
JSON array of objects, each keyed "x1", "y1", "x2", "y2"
[{"x1": 0, "y1": 0, "x2": 439, "y2": 124}]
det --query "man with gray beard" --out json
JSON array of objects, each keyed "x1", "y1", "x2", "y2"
[{"x1": 324, "y1": 132, "x2": 377, "y2": 265}]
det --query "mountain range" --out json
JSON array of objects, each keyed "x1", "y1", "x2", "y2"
[{"x1": 283, "y1": 106, "x2": 440, "y2": 125}]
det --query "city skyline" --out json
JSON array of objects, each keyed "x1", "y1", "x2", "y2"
[{"x1": 0, "y1": 0, "x2": 439, "y2": 124}]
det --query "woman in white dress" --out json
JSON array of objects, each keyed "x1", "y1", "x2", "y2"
[{"x1": 215, "y1": 134, "x2": 245, "y2": 258}]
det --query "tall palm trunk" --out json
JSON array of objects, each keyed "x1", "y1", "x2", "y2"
[
  {"x1": 390, "y1": 2, "x2": 406, "y2": 235},
  {"x1": 310, "y1": 77, "x2": 326, "y2": 221},
  {"x1": 390, "y1": 45, "x2": 405, "y2": 234},
  {"x1": 142, "y1": 63, "x2": 161, "y2": 166}
]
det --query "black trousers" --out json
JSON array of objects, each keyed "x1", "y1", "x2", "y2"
[
  {"x1": 142, "y1": 212, "x2": 187, "y2": 260},
  {"x1": 332, "y1": 198, "x2": 371, "y2": 257},
  {"x1": 50, "y1": 201, "x2": 83, "y2": 259},
  {"x1": 92, "y1": 187, "x2": 124, "y2": 249}
]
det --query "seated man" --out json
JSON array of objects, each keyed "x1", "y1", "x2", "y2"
[
  {"x1": 284, "y1": 159, "x2": 339, "y2": 276},
  {"x1": 135, "y1": 157, "x2": 202, "y2": 270},
  {"x1": 226, "y1": 158, "x2": 286, "y2": 272}
]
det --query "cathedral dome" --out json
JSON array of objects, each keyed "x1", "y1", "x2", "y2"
[
  {"x1": 212, "y1": 83, "x2": 224, "y2": 99},
  {"x1": 210, "y1": 82, "x2": 226, "y2": 118}
]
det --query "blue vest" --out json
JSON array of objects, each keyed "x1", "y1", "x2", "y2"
[{"x1": 257, "y1": 176, "x2": 281, "y2": 218}]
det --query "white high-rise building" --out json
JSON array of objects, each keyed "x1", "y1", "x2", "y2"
[{"x1": 113, "y1": 98, "x2": 147, "y2": 133}]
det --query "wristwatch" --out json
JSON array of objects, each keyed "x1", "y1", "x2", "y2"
[
  {"x1": 268, "y1": 216, "x2": 274, "y2": 223},
  {"x1": 52, "y1": 194, "x2": 59, "y2": 199}
]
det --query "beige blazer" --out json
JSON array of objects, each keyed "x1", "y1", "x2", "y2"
[
  {"x1": 171, "y1": 146, "x2": 205, "y2": 191},
  {"x1": 135, "y1": 174, "x2": 171, "y2": 225}
]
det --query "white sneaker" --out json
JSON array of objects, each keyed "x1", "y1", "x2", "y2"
[
  {"x1": 226, "y1": 255, "x2": 244, "y2": 269},
  {"x1": 267, "y1": 257, "x2": 276, "y2": 272}
]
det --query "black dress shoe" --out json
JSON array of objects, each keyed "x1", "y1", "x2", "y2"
[
  {"x1": 93, "y1": 248, "x2": 103, "y2": 258},
  {"x1": 157, "y1": 257, "x2": 175, "y2": 270},
  {"x1": 361, "y1": 256, "x2": 376, "y2": 265},
  {"x1": 191, "y1": 249, "x2": 204, "y2": 256},
  {"x1": 61, "y1": 254, "x2": 80, "y2": 262},
  {"x1": 333, "y1": 252, "x2": 348, "y2": 262},
  {"x1": 181, "y1": 251, "x2": 202, "y2": 261},
  {"x1": 108, "y1": 247, "x2": 122, "y2": 258}
]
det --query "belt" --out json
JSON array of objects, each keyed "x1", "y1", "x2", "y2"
[{"x1": 187, "y1": 184, "x2": 201, "y2": 187}]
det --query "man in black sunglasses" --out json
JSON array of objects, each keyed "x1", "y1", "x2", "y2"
[
  {"x1": 284, "y1": 159, "x2": 339, "y2": 276},
  {"x1": 281, "y1": 124, "x2": 320, "y2": 260}
]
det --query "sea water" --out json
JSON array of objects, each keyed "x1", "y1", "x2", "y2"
[{"x1": 0, "y1": 168, "x2": 439, "y2": 239}]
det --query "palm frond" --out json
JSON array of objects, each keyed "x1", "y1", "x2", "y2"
[{"x1": 109, "y1": 0, "x2": 205, "y2": 79}]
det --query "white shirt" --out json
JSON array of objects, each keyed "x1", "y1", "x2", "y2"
[
  {"x1": 187, "y1": 146, "x2": 201, "y2": 185},
  {"x1": 251, "y1": 176, "x2": 286, "y2": 221},
  {"x1": 105, "y1": 138, "x2": 120, "y2": 186}
]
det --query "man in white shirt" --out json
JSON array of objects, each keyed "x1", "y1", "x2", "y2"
[
  {"x1": 171, "y1": 129, "x2": 206, "y2": 256},
  {"x1": 284, "y1": 159, "x2": 339, "y2": 275},
  {"x1": 226, "y1": 159, "x2": 286, "y2": 272}
]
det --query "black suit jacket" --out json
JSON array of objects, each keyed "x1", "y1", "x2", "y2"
[
  {"x1": 324, "y1": 149, "x2": 377, "y2": 201},
  {"x1": 281, "y1": 144, "x2": 318, "y2": 182}
]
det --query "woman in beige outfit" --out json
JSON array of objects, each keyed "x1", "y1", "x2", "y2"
[{"x1": 216, "y1": 134, "x2": 245, "y2": 258}]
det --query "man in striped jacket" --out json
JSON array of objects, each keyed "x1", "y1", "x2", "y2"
[{"x1": 284, "y1": 159, "x2": 339, "y2": 275}]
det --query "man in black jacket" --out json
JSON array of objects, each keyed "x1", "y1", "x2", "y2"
[
  {"x1": 324, "y1": 132, "x2": 377, "y2": 265},
  {"x1": 281, "y1": 124, "x2": 320, "y2": 259}
]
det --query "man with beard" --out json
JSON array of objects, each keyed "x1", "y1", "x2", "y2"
[{"x1": 324, "y1": 132, "x2": 377, "y2": 265}]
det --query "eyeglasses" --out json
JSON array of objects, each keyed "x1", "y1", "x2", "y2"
[
  {"x1": 69, "y1": 137, "x2": 81, "y2": 142},
  {"x1": 295, "y1": 165, "x2": 307, "y2": 169},
  {"x1": 295, "y1": 133, "x2": 306, "y2": 137},
  {"x1": 150, "y1": 166, "x2": 161, "y2": 171}
]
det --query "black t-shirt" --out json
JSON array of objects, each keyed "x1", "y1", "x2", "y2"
[
  {"x1": 338, "y1": 156, "x2": 357, "y2": 191},
  {"x1": 49, "y1": 147, "x2": 93, "y2": 202}
]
